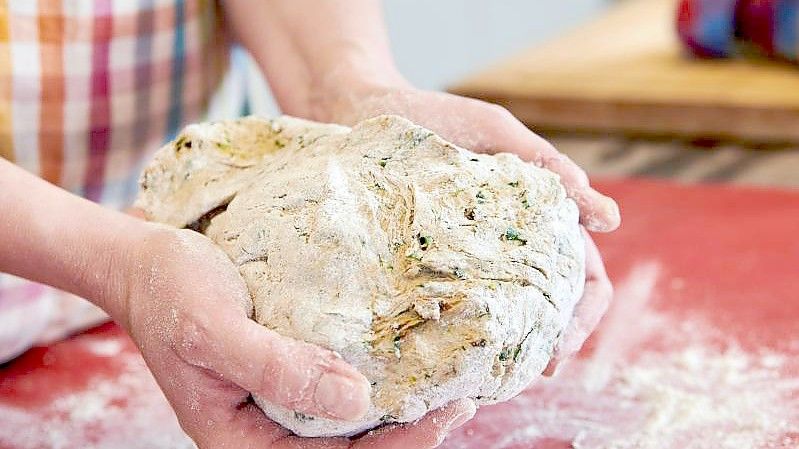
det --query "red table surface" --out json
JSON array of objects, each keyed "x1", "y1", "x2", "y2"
[{"x1": 1, "y1": 178, "x2": 798, "y2": 449}]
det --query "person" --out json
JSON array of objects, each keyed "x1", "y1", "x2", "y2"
[{"x1": 0, "y1": 1, "x2": 620, "y2": 448}]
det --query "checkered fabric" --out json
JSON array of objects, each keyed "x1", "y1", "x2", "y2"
[
  {"x1": 0, "y1": 0, "x2": 228, "y2": 203},
  {"x1": 0, "y1": 0, "x2": 230, "y2": 361}
]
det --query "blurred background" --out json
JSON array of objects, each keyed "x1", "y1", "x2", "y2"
[
  {"x1": 232, "y1": 0, "x2": 608, "y2": 111},
  {"x1": 231, "y1": 0, "x2": 798, "y2": 189},
  {"x1": 384, "y1": 0, "x2": 608, "y2": 90}
]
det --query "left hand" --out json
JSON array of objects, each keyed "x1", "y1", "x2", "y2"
[
  {"x1": 314, "y1": 83, "x2": 617, "y2": 370},
  {"x1": 121, "y1": 214, "x2": 476, "y2": 449}
]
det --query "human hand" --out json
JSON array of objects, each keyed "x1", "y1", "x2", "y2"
[
  {"x1": 118, "y1": 225, "x2": 474, "y2": 448},
  {"x1": 544, "y1": 229, "x2": 612, "y2": 375},
  {"x1": 313, "y1": 84, "x2": 620, "y2": 234}
]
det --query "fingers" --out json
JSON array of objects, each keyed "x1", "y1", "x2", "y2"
[
  {"x1": 353, "y1": 399, "x2": 476, "y2": 449},
  {"x1": 186, "y1": 387, "x2": 293, "y2": 449},
  {"x1": 266, "y1": 400, "x2": 476, "y2": 449},
  {"x1": 540, "y1": 150, "x2": 621, "y2": 233},
  {"x1": 269, "y1": 434, "x2": 351, "y2": 449},
  {"x1": 477, "y1": 106, "x2": 620, "y2": 233},
  {"x1": 155, "y1": 352, "x2": 291, "y2": 449},
  {"x1": 166, "y1": 351, "x2": 474, "y2": 449},
  {"x1": 544, "y1": 229, "x2": 613, "y2": 375},
  {"x1": 173, "y1": 367, "x2": 474, "y2": 449},
  {"x1": 194, "y1": 312, "x2": 372, "y2": 422},
  {"x1": 266, "y1": 400, "x2": 477, "y2": 449}
]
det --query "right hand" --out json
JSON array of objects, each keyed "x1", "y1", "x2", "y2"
[{"x1": 118, "y1": 226, "x2": 475, "y2": 448}]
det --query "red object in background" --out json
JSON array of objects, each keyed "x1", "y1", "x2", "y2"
[
  {"x1": 1, "y1": 178, "x2": 798, "y2": 448},
  {"x1": 677, "y1": 0, "x2": 799, "y2": 61},
  {"x1": 736, "y1": 0, "x2": 777, "y2": 55},
  {"x1": 677, "y1": 0, "x2": 704, "y2": 54}
]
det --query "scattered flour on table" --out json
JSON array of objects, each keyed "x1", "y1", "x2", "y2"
[
  {"x1": 452, "y1": 339, "x2": 799, "y2": 449},
  {"x1": 2, "y1": 262, "x2": 798, "y2": 449},
  {"x1": 80, "y1": 337, "x2": 124, "y2": 358},
  {"x1": 0, "y1": 346, "x2": 194, "y2": 449},
  {"x1": 570, "y1": 343, "x2": 799, "y2": 449},
  {"x1": 443, "y1": 262, "x2": 799, "y2": 449},
  {"x1": 568, "y1": 265, "x2": 799, "y2": 449}
]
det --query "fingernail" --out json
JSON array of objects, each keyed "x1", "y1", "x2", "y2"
[
  {"x1": 578, "y1": 191, "x2": 619, "y2": 233},
  {"x1": 314, "y1": 372, "x2": 371, "y2": 421},
  {"x1": 594, "y1": 193, "x2": 621, "y2": 232},
  {"x1": 602, "y1": 196, "x2": 621, "y2": 227}
]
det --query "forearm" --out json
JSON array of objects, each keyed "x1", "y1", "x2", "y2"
[
  {"x1": 223, "y1": 0, "x2": 407, "y2": 118},
  {"x1": 0, "y1": 158, "x2": 144, "y2": 319}
]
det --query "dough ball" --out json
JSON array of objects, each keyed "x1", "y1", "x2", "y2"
[{"x1": 136, "y1": 115, "x2": 585, "y2": 437}]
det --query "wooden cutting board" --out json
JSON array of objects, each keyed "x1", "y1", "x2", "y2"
[
  {"x1": 449, "y1": 0, "x2": 799, "y2": 143},
  {"x1": 1, "y1": 178, "x2": 798, "y2": 448}
]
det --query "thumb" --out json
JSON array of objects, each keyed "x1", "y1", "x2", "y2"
[{"x1": 190, "y1": 310, "x2": 372, "y2": 422}]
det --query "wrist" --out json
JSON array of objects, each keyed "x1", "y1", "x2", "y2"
[
  {"x1": 0, "y1": 160, "x2": 156, "y2": 325},
  {"x1": 305, "y1": 56, "x2": 413, "y2": 124},
  {"x1": 83, "y1": 215, "x2": 154, "y2": 327}
]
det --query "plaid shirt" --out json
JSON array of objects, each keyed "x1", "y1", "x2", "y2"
[{"x1": 0, "y1": 0, "x2": 231, "y2": 361}]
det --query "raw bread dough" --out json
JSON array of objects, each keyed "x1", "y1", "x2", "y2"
[{"x1": 136, "y1": 115, "x2": 585, "y2": 437}]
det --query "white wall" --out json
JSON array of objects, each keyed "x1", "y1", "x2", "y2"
[
  {"x1": 382, "y1": 0, "x2": 608, "y2": 89},
  {"x1": 242, "y1": 1, "x2": 609, "y2": 115}
]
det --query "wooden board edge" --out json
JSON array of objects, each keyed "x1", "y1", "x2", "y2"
[{"x1": 448, "y1": 86, "x2": 799, "y2": 144}]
